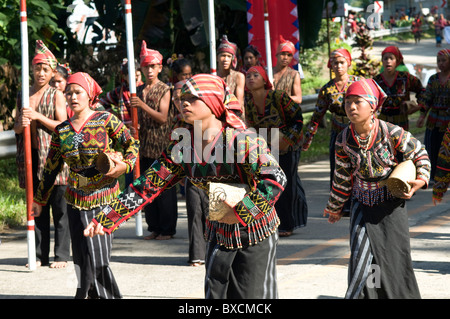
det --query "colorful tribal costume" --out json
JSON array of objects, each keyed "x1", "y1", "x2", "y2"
[
  {"x1": 420, "y1": 50, "x2": 450, "y2": 180},
  {"x1": 433, "y1": 122, "x2": 450, "y2": 201},
  {"x1": 91, "y1": 74, "x2": 286, "y2": 298},
  {"x1": 374, "y1": 46, "x2": 426, "y2": 130},
  {"x1": 303, "y1": 48, "x2": 361, "y2": 188},
  {"x1": 34, "y1": 73, "x2": 139, "y2": 299},
  {"x1": 244, "y1": 66, "x2": 307, "y2": 233},
  {"x1": 326, "y1": 79, "x2": 431, "y2": 299}
]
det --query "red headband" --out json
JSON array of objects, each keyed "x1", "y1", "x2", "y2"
[
  {"x1": 346, "y1": 79, "x2": 387, "y2": 112},
  {"x1": 277, "y1": 35, "x2": 295, "y2": 55},
  {"x1": 438, "y1": 49, "x2": 450, "y2": 59},
  {"x1": 140, "y1": 41, "x2": 163, "y2": 67},
  {"x1": 327, "y1": 48, "x2": 352, "y2": 68},
  {"x1": 67, "y1": 72, "x2": 103, "y2": 106},
  {"x1": 181, "y1": 74, "x2": 246, "y2": 130},
  {"x1": 218, "y1": 35, "x2": 238, "y2": 69},
  {"x1": 382, "y1": 46, "x2": 403, "y2": 65},
  {"x1": 246, "y1": 66, "x2": 273, "y2": 90},
  {"x1": 32, "y1": 40, "x2": 57, "y2": 70}
]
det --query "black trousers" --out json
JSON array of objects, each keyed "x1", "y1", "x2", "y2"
[
  {"x1": 34, "y1": 185, "x2": 70, "y2": 265},
  {"x1": 205, "y1": 230, "x2": 278, "y2": 299},
  {"x1": 185, "y1": 180, "x2": 207, "y2": 263},
  {"x1": 140, "y1": 157, "x2": 178, "y2": 236},
  {"x1": 276, "y1": 149, "x2": 308, "y2": 231},
  {"x1": 32, "y1": 149, "x2": 70, "y2": 265},
  {"x1": 68, "y1": 205, "x2": 121, "y2": 299}
]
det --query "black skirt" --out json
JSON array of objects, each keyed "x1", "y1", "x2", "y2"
[{"x1": 346, "y1": 198, "x2": 421, "y2": 299}]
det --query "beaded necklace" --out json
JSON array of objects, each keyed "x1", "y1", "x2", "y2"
[{"x1": 354, "y1": 119, "x2": 374, "y2": 158}]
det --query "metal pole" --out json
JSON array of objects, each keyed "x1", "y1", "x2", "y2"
[
  {"x1": 264, "y1": 0, "x2": 273, "y2": 83},
  {"x1": 124, "y1": 0, "x2": 142, "y2": 237},
  {"x1": 208, "y1": 0, "x2": 216, "y2": 75},
  {"x1": 20, "y1": 0, "x2": 36, "y2": 271}
]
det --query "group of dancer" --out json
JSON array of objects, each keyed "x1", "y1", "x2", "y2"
[{"x1": 14, "y1": 31, "x2": 450, "y2": 299}]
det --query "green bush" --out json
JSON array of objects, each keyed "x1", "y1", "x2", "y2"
[{"x1": 0, "y1": 158, "x2": 26, "y2": 230}]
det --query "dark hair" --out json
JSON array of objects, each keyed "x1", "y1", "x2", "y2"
[
  {"x1": 56, "y1": 65, "x2": 70, "y2": 79},
  {"x1": 121, "y1": 59, "x2": 140, "y2": 75},
  {"x1": 243, "y1": 45, "x2": 261, "y2": 58},
  {"x1": 171, "y1": 59, "x2": 191, "y2": 74}
]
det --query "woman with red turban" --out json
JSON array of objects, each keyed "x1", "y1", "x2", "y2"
[
  {"x1": 373, "y1": 46, "x2": 426, "y2": 130},
  {"x1": 272, "y1": 35, "x2": 302, "y2": 104},
  {"x1": 324, "y1": 78, "x2": 430, "y2": 299},
  {"x1": 217, "y1": 35, "x2": 245, "y2": 110},
  {"x1": 85, "y1": 74, "x2": 287, "y2": 299},
  {"x1": 244, "y1": 66, "x2": 307, "y2": 237},
  {"x1": 32, "y1": 72, "x2": 140, "y2": 299},
  {"x1": 303, "y1": 48, "x2": 361, "y2": 208}
]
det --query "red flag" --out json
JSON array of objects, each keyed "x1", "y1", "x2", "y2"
[{"x1": 247, "y1": 0, "x2": 300, "y2": 69}]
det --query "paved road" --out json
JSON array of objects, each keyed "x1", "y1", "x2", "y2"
[
  {"x1": 1, "y1": 38, "x2": 450, "y2": 301},
  {"x1": 1, "y1": 159, "x2": 449, "y2": 300}
]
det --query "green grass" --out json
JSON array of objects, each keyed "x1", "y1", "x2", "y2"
[
  {"x1": 0, "y1": 157, "x2": 27, "y2": 230},
  {"x1": 300, "y1": 111, "x2": 427, "y2": 164}
]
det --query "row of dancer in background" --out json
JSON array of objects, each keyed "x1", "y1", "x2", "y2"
[{"x1": 304, "y1": 45, "x2": 450, "y2": 192}]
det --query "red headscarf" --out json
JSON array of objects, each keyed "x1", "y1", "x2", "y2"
[
  {"x1": 382, "y1": 46, "x2": 404, "y2": 65},
  {"x1": 32, "y1": 40, "x2": 57, "y2": 70},
  {"x1": 67, "y1": 72, "x2": 103, "y2": 107},
  {"x1": 277, "y1": 35, "x2": 295, "y2": 55},
  {"x1": 327, "y1": 48, "x2": 352, "y2": 68},
  {"x1": 346, "y1": 79, "x2": 387, "y2": 113},
  {"x1": 246, "y1": 66, "x2": 273, "y2": 90},
  {"x1": 438, "y1": 49, "x2": 450, "y2": 59},
  {"x1": 140, "y1": 40, "x2": 163, "y2": 67},
  {"x1": 180, "y1": 74, "x2": 246, "y2": 130},
  {"x1": 218, "y1": 35, "x2": 238, "y2": 69}
]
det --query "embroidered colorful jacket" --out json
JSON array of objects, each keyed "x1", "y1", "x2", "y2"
[
  {"x1": 421, "y1": 73, "x2": 450, "y2": 132},
  {"x1": 373, "y1": 71, "x2": 426, "y2": 130},
  {"x1": 325, "y1": 119, "x2": 430, "y2": 215},
  {"x1": 34, "y1": 111, "x2": 139, "y2": 210},
  {"x1": 303, "y1": 75, "x2": 361, "y2": 149},
  {"x1": 433, "y1": 122, "x2": 450, "y2": 201},
  {"x1": 244, "y1": 90, "x2": 303, "y2": 150},
  {"x1": 93, "y1": 126, "x2": 287, "y2": 249}
]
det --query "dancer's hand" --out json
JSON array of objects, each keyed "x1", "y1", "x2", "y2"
[
  {"x1": 324, "y1": 210, "x2": 342, "y2": 224},
  {"x1": 31, "y1": 202, "x2": 42, "y2": 217},
  {"x1": 84, "y1": 222, "x2": 105, "y2": 237},
  {"x1": 400, "y1": 179, "x2": 426, "y2": 199}
]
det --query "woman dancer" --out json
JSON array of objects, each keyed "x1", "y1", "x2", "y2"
[
  {"x1": 244, "y1": 66, "x2": 307, "y2": 236},
  {"x1": 324, "y1": 78, "x2": 430, "y2": 299},
  {"x1": 84, "y1": 74, "x2": 286, "y2": 299},
  {"x1": 32, "y1": 72, "x2": 139, "y2": 299}
]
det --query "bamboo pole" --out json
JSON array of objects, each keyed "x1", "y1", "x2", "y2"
[
  {"x1": 124, "y1": 0, "x2": 142, "y2": 237},
  {"x1": 20, "y1": 0, "x2": 36, "y2": 270}
]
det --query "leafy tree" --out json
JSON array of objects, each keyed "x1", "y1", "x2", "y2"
[{"x1": 0, "y1": 0, "x2": 66, "y2": 130}]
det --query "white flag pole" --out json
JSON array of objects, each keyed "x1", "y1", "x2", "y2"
[
  {"x1": 208, "y1": 0, "x2": 216, "y2": 75},
  {"x1": 20, "y1": 0, "x2": 36, "y2": 271},
  {"x1": 124, "y1": 0, "x2": 142, "y2": 237}
]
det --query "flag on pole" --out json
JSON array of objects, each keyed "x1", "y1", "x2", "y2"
[{"x1": 247, "y1": 0, "x2": 300, "y2": 70}]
